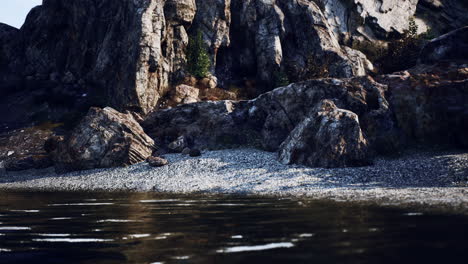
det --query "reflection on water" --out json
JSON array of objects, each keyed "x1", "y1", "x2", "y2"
[{"x1": 0, "y1": 191, "x2": 467, "y2": 264}]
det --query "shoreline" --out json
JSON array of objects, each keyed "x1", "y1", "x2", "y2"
[{"x1": 1, "y1": 148, "x2": 467, "y2": 213}]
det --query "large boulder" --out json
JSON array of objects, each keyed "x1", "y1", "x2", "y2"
[
  {"x1": 53, "y1": 107, "x2": 155, "y2": 172},
  {"x1": 278, "y1": 100, "x2": 370, "y2": 168}
]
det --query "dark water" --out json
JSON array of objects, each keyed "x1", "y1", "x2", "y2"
[{"x1": 0, "y1": 191, "x2": 467, "y2": 264}]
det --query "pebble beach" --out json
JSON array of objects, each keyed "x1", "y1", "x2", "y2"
[{"x1": 1, "y1": 148, "x2": 467, "y2": 212}]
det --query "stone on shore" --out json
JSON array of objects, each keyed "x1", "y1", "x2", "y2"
[
  {"x1": 278, "y1": 100, "x2": 370, "y2": 168},
  {"x1": 52, "y1": 107, "x2": 155, "y2": 172},
  {"x1": 168, "y1": 136, "x2": 188, "y2": 153},
  {"x1": 147, "y1": 156, "x2": 169, "y2": 167}
]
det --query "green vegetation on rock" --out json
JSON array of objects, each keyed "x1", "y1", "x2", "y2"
[
  {"x1": 187, "y1": 31, "x2": 211, "y2": 79},
  {"x1": 273, "y1": 70, "x2": 290, "y2": 88},
  {"x1": 353, "y1": 17, "x2": 429, "y2": 74}
]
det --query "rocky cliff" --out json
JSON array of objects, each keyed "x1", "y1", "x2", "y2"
[
  {"x1": 0, "y1": 0, "x2": 467, "y2": 171},
  {"x1": 0, "y1": 0, "x2": 376, "y2": 118}
]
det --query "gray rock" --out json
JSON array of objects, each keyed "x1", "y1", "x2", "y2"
[
  {"x1": 182, "y1": 147, "x2": 191, "y2": 155},
  {"x1": 416, "y1": 0, "x2": 468, "y2": 36},
  {"x1": 217, "y1": 0, "x2": 370, "y2": 88},
  {"x1": 0, "y1": 0, "x2": 373, "y2": 118},
  {"x1": 278, "y1": 100, "x2": 370, "y2": 168},
  {"x1": 319, "y1": 0, "x2": 419, "y2": 41},
  {"x1": 53, "y1": 107, "x2": 155, "y2": 172},
  {"x1": 1, "y1": 0, "x2": 197, "y2": 114},
  {"x1": 377, "y1": 62, "x2": 468, "y2": 148},
  {"x1": 147, "y1": 156, "x2": 169, "y2": 167},
  {"x1": 168, "y1": 136, "x2": 188, "y2": 153}
]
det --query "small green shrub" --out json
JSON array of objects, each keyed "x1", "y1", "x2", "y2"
[
  {"x1": 187, "y1": 31, "x2": 211, "y2": 79},
  {"x1": 382, "y1": 17, "x2": 423, "y2": 73},
  {"x1": 353, "y1": 17, "x2": 428, "y2": 73},
  {"x1": 273, "y1": 70, "x2": 290, "y2": 88}
]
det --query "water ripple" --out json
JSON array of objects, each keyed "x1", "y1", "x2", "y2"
[
  {"x1": 0, "y1": 226, "x2": 31, "y2": 230},
  {"x1": 217, "y1": 242, "x2": 295, "y2": 253},
  {"x1": 33, "y1": 238, "x2": 114, "y2": 243},
  {"x1": 48, "y1": 203, "x2": 113, "y2": 206}
]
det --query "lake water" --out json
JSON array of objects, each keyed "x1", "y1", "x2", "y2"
[{"x1": 0, "y1": 191, "x2": 467, "y2": 264}]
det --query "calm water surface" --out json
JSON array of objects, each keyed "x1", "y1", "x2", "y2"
[{"x1": 0, "y1": 191, "x2": 467, "y2": 264}]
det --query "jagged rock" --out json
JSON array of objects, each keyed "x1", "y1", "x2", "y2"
[
  {"x1": 419, "y1": 27, "x2": 468, "y2": 64},
  {"x1": 53, "y1": 107, "x2": 155, "y2": 172},
  {"x1": 216, "y1": 0, "x2": 370, "y2": 89},
  {"x1": 193, "y1": 0, "x2": 231, "y2": 68},
  {"x1": 147, "y1": 156, "x2": 169, "y2": 167},
  {"x1": 378, "y1": 63, "x2": 468, "y2": 148},
  {"x1": 319, "y1": 0, "x2": 419, "y2": 41},
  {"x1": 343, "y1": 46, "x2": 375, "y2": 75},
  {"x1": 278, "y1": 100, "x2": 370, "y2": 168},
  {"x1": 0, "y1": 0, "x2": 197, "y2": 115},
  {"x1": 416, "y1": 0, "x2": 468, "y2": 36}
]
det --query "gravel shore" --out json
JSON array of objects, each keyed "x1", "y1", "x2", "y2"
[{"x1": 1, "y1": 148, "x2": 467, "y2": 211}]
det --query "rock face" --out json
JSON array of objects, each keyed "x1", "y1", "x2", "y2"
[
  {"x1": 53, "y1": 107, "x2": 155, "y2": 172},
  {"x1": 319, "y1": 0, "x2": 419, "y2": 41},
  {"x1": 416, "y1": 0, "x2": 468, "y2": 36},
  {"x1": 278, "y1": 100, "x2": 370, "y2": 168},
  {"x1": 0, "y1": 0, "x2": 198, "y2": 115},
  {"x1": 0, "y1": 23, "x2": 21, "y2": 96},
  {"x1": 1, "y1": 0, "x2": 466, "y2": 120},
  {"x1": 214, "y1": 0, "x2": 372, "y2": 88},
  {"x1": 143, "y1": 32, "x2": 468, "y2": 167},
  {"x1": 378, "y1": 63, "x2": 468, "y2": 148},
  {"x1": 419, "y1": 27, "x2": 468, "y2": 64},
  {"x1": 0, "y1": 0, "x2": 374, "y2": 121}
]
